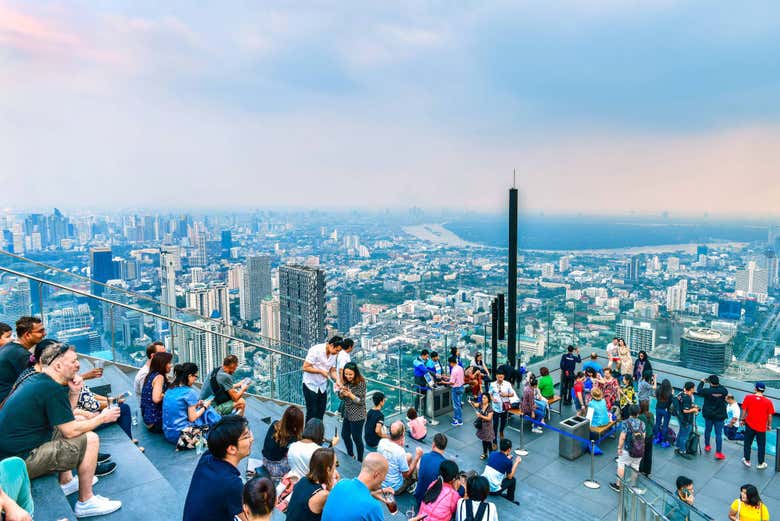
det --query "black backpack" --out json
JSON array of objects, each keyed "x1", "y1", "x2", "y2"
[
  {"x1": 669, "y1": 392, "x2": 684, "y2": 417},
  {"x1": 462, "y1": 499, "x2": 488, "y2": 521},
  {"x1": 209, "y1": 368, "x2": 232, "y2": 405}
]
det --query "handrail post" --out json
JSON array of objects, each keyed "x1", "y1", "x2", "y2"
[
  {"x1": 109, "y1": 303, "x2": 116, "y2": 362},
  {"x1": 37, "y1": 283, "x2": 44, "y2": 323},
  {"x1": 583, "y1": 439, "x2": 600, "y2": 489}
]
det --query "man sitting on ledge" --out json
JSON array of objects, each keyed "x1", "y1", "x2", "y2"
[
  {"x1": 0, "y1": 343, "x2": 122, "y2": 518},
  {"x1": 200, "y1": 355, "x2": 247, "y2": 417}
]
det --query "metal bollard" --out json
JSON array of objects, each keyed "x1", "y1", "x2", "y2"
[
  {"x1": 515, "y1": 415, "x2": 528, "y2": 456},
  {"x1": 776, "y1": 428, "x2": 780, "y2": 472},
  {"x1": 583, "y1": 439, "x2": 600, "y2": 489}
]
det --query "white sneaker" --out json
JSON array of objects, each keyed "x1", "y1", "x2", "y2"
[
  {"x1": 60, "y1": 476, "x2": 98, "y2": 496},
  {"x1": 75, "y1": 494, "x2": 122, "y2": 518},
  {"x1": 757, "y1": 462, "x2": 768, "y2": 470}
]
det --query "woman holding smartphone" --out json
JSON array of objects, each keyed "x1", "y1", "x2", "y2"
[
  {"x1": 338, "y1": 362, "x2": 367, "y2": 462},
  {"x1": 162, "y1": 363, "x2": 221, "y2": 449}
]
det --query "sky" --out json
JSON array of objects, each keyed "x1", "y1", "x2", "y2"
[{"x1": 1, "y1": 1, "x2": 779, "y2": 216}]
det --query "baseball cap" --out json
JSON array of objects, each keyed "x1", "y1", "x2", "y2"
[{"x1": 755, "y1": 382, "x2": 766, "y2": 392}]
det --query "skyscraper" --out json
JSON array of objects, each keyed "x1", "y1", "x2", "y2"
[
  {"x1": 220, "y1": 230, "x2": 233, "y2": 258},
  {"x1": 239, "y1": 255, "x2": 271, "y2": 321},
  {"x1": 736, "y1": 261, "x2": 768, "y2": 302},
  {"x1": 160, "y1": 250, "x2": 178, "y2": 317},
  {"x1": 541, "y1": 263, "x2": 555, "y2": 278},
  {"x1": 190, "y1": 232, "x2": 208, "y2": 267},
  {"x1": 278, "y1": 264, "x2": 326, "y2": 403},
  {"x1": 667, "y1": 257, "x2": 680, "y2": 273},
  {"x1": 666, "y1": 279, "x2": 688, "y2": 312},
  {"x1": 558, "y1": 256, "x2": 570, "y2": 274},
  {"x1": 764, "y1": 250, "x2": 779, "y2": 290},
  {"x1": 627, "y1": 255, "x2": 641, "y2": 282},
  {"x1": 260, "y1": 298, "x2": 280, "y2": 342},
  {"x1": 681, "y1": 327, "x2": 732, "y2": 374},
  {"x1": 89, "y1": 247, "x2": 113, "y2": 296},
  {"x1": 615, "y1": 319, "x2": 656, "y2": 354},
  {"x1": 337, "y1": 292, "x2": 360, "y2": 332}
]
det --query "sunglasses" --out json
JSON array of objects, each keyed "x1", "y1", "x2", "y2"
[{"x1": 49, "y1": 343, "x2": 71, "y2": 363}]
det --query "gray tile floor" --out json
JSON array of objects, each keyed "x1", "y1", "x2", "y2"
[{"x1": 34, "y1": 362, "x2": 778, "y2": 521}]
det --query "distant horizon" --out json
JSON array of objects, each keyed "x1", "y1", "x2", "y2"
[{"x1": 2, "y1": 2, "x2": 780, "y2": 213}]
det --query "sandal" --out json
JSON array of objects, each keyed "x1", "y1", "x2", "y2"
[
  {"x1": 138, "y1": 446, "x2": 145, "y2": 453},
  {"x1": 480, "y1": 453, "x2": 488, "y2": 460}
]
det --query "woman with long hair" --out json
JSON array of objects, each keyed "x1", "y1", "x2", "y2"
[
  {"x1": 286, "y1": 448, "x2": 339, "y2": 521},
  {"x1": 654, "y1": 379, "x2": 674, "y2": 447},
  {"x1": 633, "y1": 351, "x2": 653, "y2": 383},
  {"x1": 141, "y1": 351, "x2": 172, "y2": 432},
  {"x1": 728, "y1": 484, "x2": 769, "y2": 521},
  {"x1": 618, "y1": 374, "x2": 637, "y2": 420},
  {"x1": 162, "y1": 363, "x2": 220, "y2": 449},
  {"x1": 617, "y1": 338, "x2": 633, "y2": 378},
  {"x1": 338, "y1": 362, "x2": 367, "y2": 461},
  {"x1": 471, "y1": 392, "x2": 495, "y2": 459},
  {"x1": 287, "y1": 419, "x2": 339, "y2": 479},
  {"x1": 261, "y1": 405, "x2": 304, "y2": 482},
  {"x1": 416, "y1": 460, "x2": 462, "y2": 521},
  {"x1": 241, "y1": 477, "x2": 276, "y2": 521}
]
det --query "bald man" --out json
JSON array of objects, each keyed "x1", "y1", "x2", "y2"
[
  {"x1": 377, "y1": 420, "x2": 423, "y2": 495},
  {"x1": 322, "y1": 453, "x2": 390, "y2": 521}
]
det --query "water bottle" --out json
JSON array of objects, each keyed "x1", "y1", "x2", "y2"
[
  {"x1": 195, "y1": 436, "x2": 206, "y2": 455},
  {"x1": 132, "y1": 410, "x2": 138, "y2": 427}
]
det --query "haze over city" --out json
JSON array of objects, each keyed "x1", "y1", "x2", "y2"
[{"x1": 2, "y1": 1, "x2": 780, "y2": 214}]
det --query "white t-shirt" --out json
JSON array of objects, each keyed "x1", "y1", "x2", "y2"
[
  {"x1": 302, "y1": 343, "x2": 336, "y2": 393},
  {"x1": 726, "y1": 402, "x2": 741, "y2": 425},
  {"x1": 377, "y1": 438, "x2": 409, "y2": 491},
  {"x1": 456, "y1": 499, "x2": 499, "y2": 521},
  {"x1": 606, "y1": 343, "x2": 619, "y2": 359},
  {"x1": 134, "y1": 363, "x2": 150, "y2": 402},
  {"x1": 287, "y1": 440, "x2": 321, "y2": 479},
  {"x1": 334, "y1": 350, "x2": 352, "y2": 392},
  {"x1": 489, "y1": 381, "x2": 517, "y2": 413}
]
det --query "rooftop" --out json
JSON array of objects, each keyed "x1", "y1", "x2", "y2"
[{"x1": 32, "y1": 356, "x2": 780, "y2": 521}]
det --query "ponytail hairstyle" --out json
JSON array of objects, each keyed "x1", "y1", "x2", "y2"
[{"x1": 422, "y1": 460, "x2": 459, "y2": 505}]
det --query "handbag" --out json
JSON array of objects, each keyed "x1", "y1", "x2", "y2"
[{"x1": 502, "y1": 401, "x2": 511, "y2": 412}]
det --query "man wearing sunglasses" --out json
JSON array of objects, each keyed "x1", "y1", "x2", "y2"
[{"x1": 0, "y1": 342, "x2": 123, "y2": 518}]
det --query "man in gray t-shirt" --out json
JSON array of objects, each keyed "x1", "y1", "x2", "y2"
[{"x1": 200, "y1": 355, "x2": 248, "y2": 416}]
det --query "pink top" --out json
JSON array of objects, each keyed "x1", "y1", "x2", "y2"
[
  {"x1": 408, "y1": 417, "x2": 428, "y2": 440},
  {"x1": 417, "y1": 481, "x2": 460, "y2": 521},
  {"x1": 449, "y1": 365, "x2": 465, "y2": 388}
]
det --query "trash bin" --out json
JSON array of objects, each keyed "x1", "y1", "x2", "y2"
[{"x1": 559, "y1": 415, "x2": 590, "y2": 460}]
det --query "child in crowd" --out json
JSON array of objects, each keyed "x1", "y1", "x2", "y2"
[{"x1": 407, "y1": 408, "x2": 428, "y2": 441}]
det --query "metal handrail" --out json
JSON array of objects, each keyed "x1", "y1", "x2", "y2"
[{"x1": 0, "y1": 265, "x2": 415, "y2": 396}]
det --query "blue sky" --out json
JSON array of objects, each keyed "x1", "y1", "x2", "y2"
[{"x1": 1, "y1": 1, "x2": 779, "y2": 215}]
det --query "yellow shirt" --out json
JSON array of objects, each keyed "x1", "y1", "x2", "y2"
[{"x1": 731, "y1": 500, "x2": 770, "y2": 521}]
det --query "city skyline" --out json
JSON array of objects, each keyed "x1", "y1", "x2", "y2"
[{"x1": 2, "y1": 2, "x2": 780, "y2": 214}]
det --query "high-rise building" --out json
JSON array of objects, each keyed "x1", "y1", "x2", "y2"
[
  {"x1": 220, "y1": 230, "x2": 233, "y2": 258},
  {"x1": 278, "y1": 265, "x2": 326, "y2": 403},
  {"x1": 559, "y1": 256, "x2": 570, "y2": 273},
  {"x1": 337, "y1": 292, "x2": 360, "y2": 332},
  {"x1": 681, "y1": 327, "x2": 732, "y2": 374},
  {"x1": 541, "y1": 263, "x2": 555, "y2": 278},
  {"x1": 239, "y1": 255, "x2": 271, "y2": 321},
  {"x1": 190, "y1": 267, "x2": 204, "y2": 284},
  {"x1": 764, "y1": 250, "x2": 779, "y2": 290},
  {"x1": 89, "y1": 247, "x2": 113, "y2": 296},
  {"x1": 667, "y1": 257, "x2": 680, "y2": 273},
  {"x1": 696, "y1": 245, "x2": 709, "y2": 257},
  {"x1": 180, "y1": 319, "x2": 228, "y2": 378},
  {"x1": 160, "y1": 250, "x2": 178, "y2": 317},
  {"x1": 260, "y1": 298, "x2": 280, "y2": 342},
  {"x1": 627, "y1": 255, "x2": 641, "y2": 282},
  {"x1": 717, "y1": 299, "x2": 742, "y2": 320},
  {"x1": 735, "y1": 261, "x2": 768, "y2": 301},
  {"x1": 615, "y1": 319, "x2": 656, "y2": 354},
  {"x1": 666, "y1": 279, "x2": 688, "y2": 312},
  {"x1": 2, "y1": 278, "x2": 31, "y2": 324},
  {"x1": 185, "y1": 282, "x2": 230, "y2": 323}
]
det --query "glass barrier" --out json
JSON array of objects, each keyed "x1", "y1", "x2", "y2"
[
  {"x1": 619, "y1": 468, "x2": 714, "y2": 521},
  {"x1": 0, "y1": 263, "x2": 415, "y2": 415}
]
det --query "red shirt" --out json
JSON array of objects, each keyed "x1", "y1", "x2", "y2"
[{"x1": 742, "y1": 394, "x2": 775, "y2": 433}]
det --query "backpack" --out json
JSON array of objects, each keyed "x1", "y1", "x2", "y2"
[
  {"x1": 625, "y1": 418, "x2": 646, "y2": 458},
  {"x1": 461, "y1": 499, "x2": 488, "y2": 521},
  {"x1": 668, "y1": 392, "x2": 684, "y2": 417},
  {"x1": 209, "y1": 368, "x2": 232, "y2": 405}
]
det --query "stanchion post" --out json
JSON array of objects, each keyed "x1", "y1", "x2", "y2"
[
  {"x1": 583, "y1": 439, "x2": 600, "y2": 489},
  {"x1": 515, "y1": 415, "x2": 528, "y2": 456}
]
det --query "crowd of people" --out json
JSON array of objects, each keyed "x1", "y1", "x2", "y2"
[{"x1": 0, "y1": 318, "x2": 777, "y2": 521}]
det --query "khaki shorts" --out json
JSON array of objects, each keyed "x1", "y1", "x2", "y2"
[
  {"x1": 616, "y1": 451, "x2": 641, "y2": 472},
  {"x1": 25, "y1": 430, "x2": 88, "y2": 479},
  {"x1": 214, "y1": 401, "x2": 235, "y2": 415}
]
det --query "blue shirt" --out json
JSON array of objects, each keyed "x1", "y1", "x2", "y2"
[
  {"x1": 183, "y1": 452, "x2": 243, "y2": 521},
  {"x1": 162, "y1": 386, "x2": 201, "y2": 444},
  {"x1": 415, "y1": 451, "x2": 446, "y2": 505},
  {"x1": 482, "y1": 451, "x2": 512, "y2": 492},
  {"x1": 322, "y1": 478, "x2": 383, "y2": 521},
  {"x1": 581, "y1": 360, "x2": 604, "y2": 376},
  {"x1": 588, "y1": 399, "x2": 610, "y2": 427}
]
